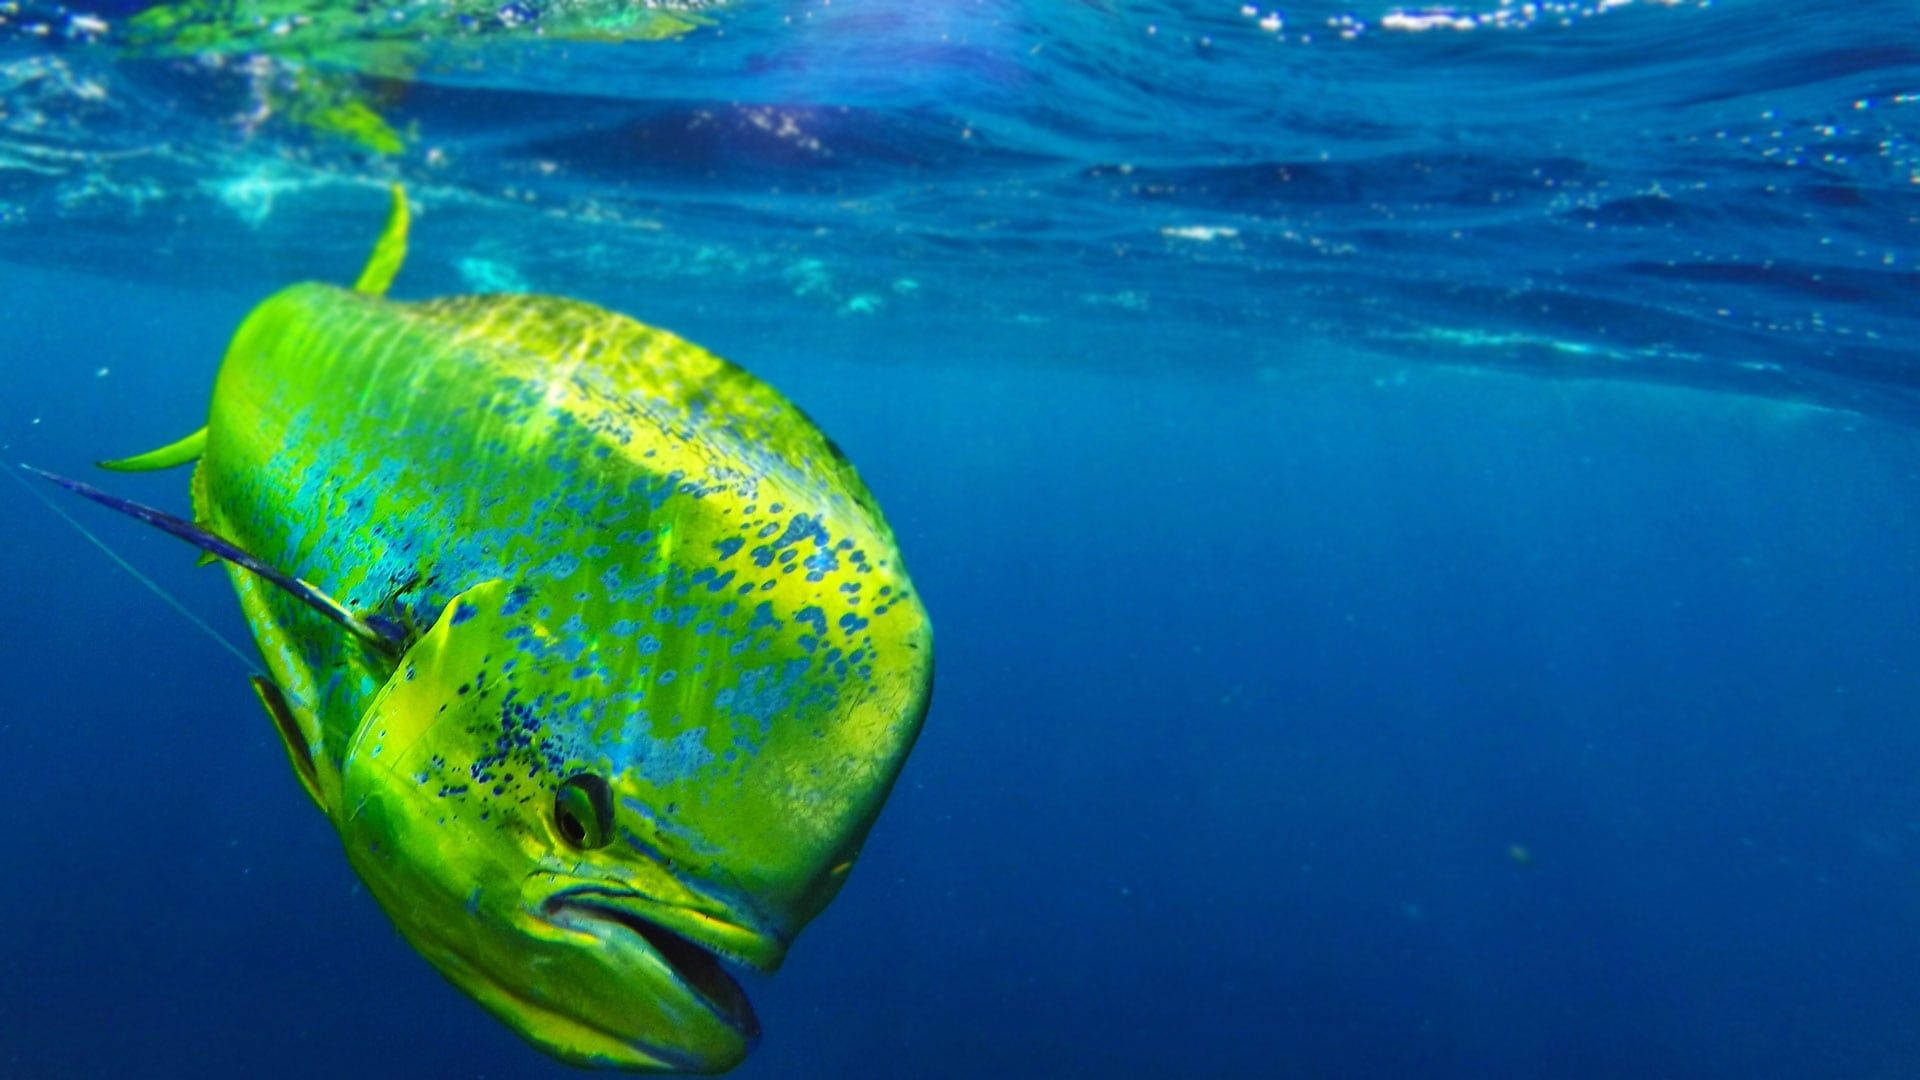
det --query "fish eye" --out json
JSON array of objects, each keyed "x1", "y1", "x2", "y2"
[{"x1": 553, "y1": 773, "x2": 614, "y2": 849}]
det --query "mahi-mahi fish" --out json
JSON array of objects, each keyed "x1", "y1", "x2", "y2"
[{"x1": 36, "y1": 186, "x2": 933, "y2": 1072}]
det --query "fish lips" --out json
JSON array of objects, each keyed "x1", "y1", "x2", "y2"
[{"x1": 539, "y1": 887, "x2": 768, "y2": 1052}]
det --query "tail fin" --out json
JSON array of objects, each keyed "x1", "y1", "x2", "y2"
[{"x1": 98, "y1": 186, "x2": 406, "y2": 475}]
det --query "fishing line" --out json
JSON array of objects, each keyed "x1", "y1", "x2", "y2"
[{"x1": 10, "y1": 461, "x2": 261, "y2": 675}]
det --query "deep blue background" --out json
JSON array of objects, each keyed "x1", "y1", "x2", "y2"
[
  {"x1": 5, "y1": 0, "x2": 1920, "y2": 1075},
  {"x1": 6, "y1": 258, "x2": 1920, "y2": 1077}
]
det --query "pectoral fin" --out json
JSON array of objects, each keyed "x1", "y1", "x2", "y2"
[{"x1": 346, "y1": 579, "x2": 517, "y2": 772}]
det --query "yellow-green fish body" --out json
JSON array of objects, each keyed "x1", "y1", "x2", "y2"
[{"x1": 101, "y1": 188, "x2": 932, "y2": 1071}]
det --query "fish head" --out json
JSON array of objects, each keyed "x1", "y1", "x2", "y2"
[{"x1": 336, "y1": 574, "x2": 931, "y2": 1072}]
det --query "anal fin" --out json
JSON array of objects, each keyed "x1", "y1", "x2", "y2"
[{"x1": 252, "y1": 675, "x2": 325, "y2": 812}]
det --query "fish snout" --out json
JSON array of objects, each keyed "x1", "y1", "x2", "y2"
[{"x1": 529, "y1": 880, "x2": 787, "y2": 1069}]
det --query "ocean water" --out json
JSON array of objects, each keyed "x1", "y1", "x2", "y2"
[{"x1": 3, "y1": 0, "x2": 1920, "y2": 1076}]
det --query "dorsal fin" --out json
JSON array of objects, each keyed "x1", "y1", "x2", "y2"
[
  {"x1": 99, "y1": 426, "x2": 206, "y2": 472},
  {"x1": 353, "y1": 184, "x2": 409, "y2": 296},
  {"x1": 22, "y1": 465, "x2": 405, "y2": 655}
]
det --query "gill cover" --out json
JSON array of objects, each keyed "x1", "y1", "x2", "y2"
[{"x1": 340, "y1": 580, "x2": 761, "y2": 1070}]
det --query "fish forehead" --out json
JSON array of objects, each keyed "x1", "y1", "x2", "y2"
[{"x1": 203, "y1": 284, "x2": 931, "y2": 895}]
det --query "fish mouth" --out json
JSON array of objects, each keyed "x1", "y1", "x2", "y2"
[{"x1": 541, "y1": 890, "x2": 761, "y2": 1044}]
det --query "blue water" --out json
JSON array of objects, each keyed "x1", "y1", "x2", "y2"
[{"x1": 4, "y1": 1, "x2": 1920, "y2": 1075}]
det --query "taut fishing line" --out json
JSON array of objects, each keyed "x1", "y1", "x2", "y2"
[{"x1": 11, "y1": 461, "x2": 265, "y2": 678}]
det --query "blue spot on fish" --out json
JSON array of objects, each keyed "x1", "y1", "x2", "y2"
[{"x1": 794, "y1": 606, "x2": 828, "y2": 638}]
